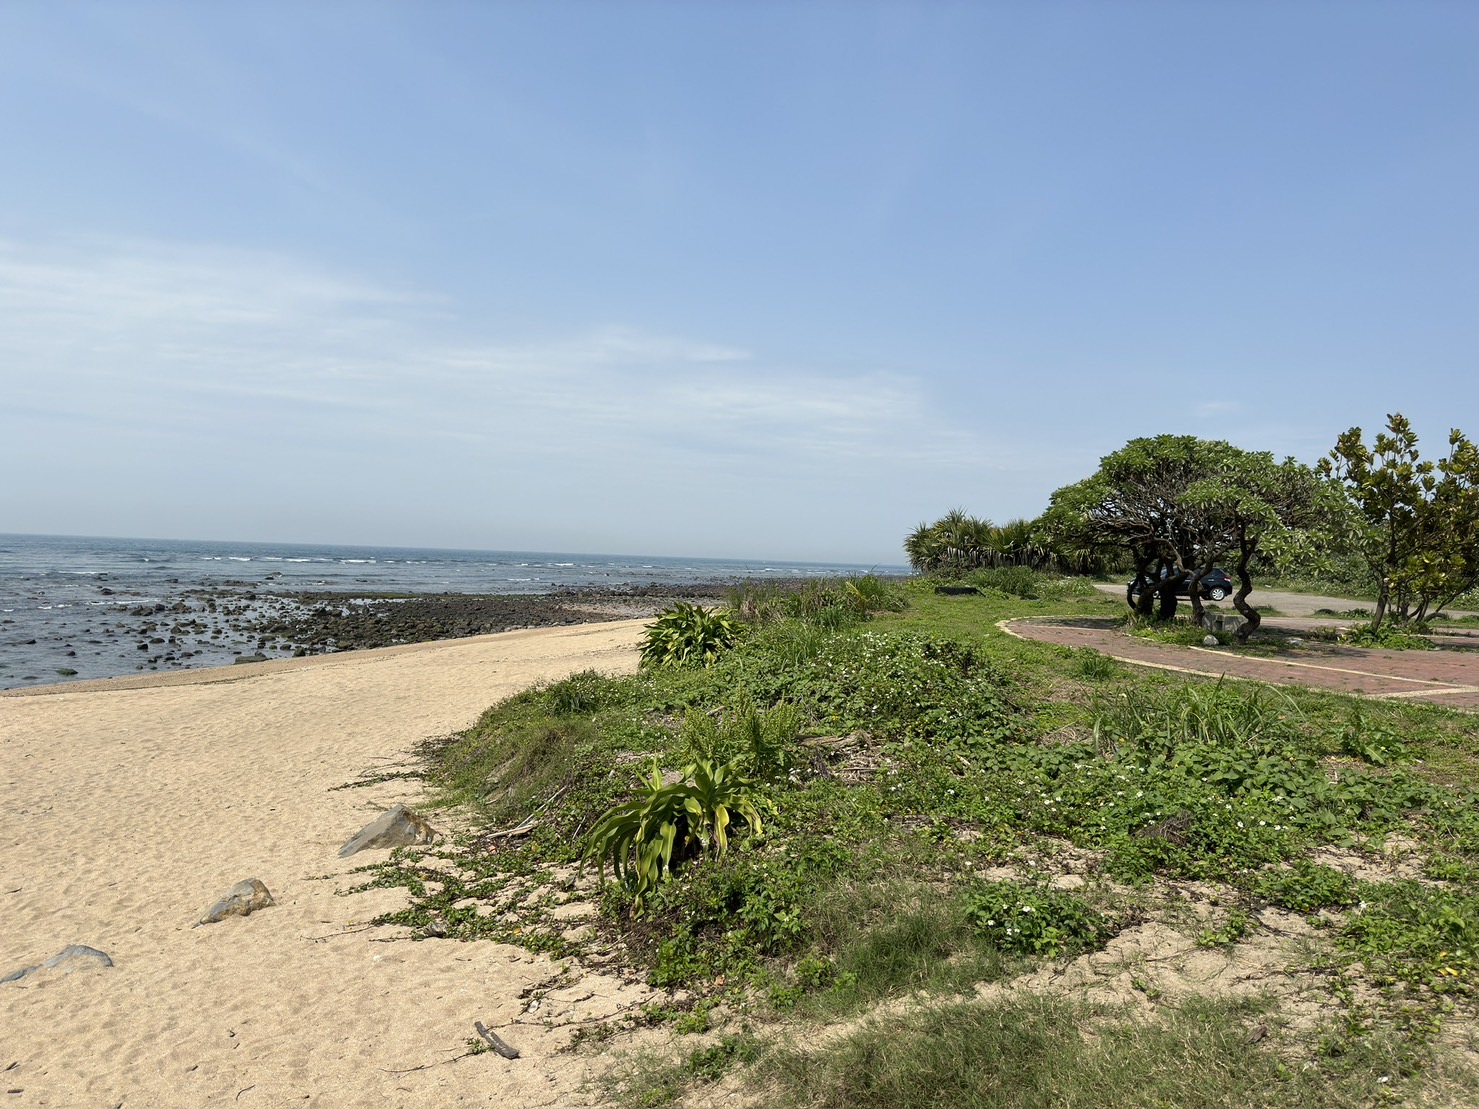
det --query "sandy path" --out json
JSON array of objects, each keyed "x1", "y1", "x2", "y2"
[{"x1": 0, "y1": 620, "x2": 650, "y2": 1108}]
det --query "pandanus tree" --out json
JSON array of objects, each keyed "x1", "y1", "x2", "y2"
[
  {"x1": 904, "y1": 510, "x2": 1062, "y2": 575},
  {"x1": 904, "y1": 509, "x2": 996, "y2": 575}
]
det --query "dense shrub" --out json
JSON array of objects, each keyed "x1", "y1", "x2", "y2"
[{"x1": 639, "y1": 602, "x2": 741, "y2": 668}]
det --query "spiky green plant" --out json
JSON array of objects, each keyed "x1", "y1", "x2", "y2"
[
  {"x1": 582, "y1": 756, "x2": 768, "y2": 903},
  {"x1": 638, "y1": 602, "x2": 740, "y2": 668}
]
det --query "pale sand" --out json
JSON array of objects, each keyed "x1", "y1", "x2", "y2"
[{"x1": 0, "y1": 620, "x2": 659, "y2": 1108}]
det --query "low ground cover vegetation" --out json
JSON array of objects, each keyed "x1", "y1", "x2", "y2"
[{"x1": 355, "y1": 572, "x2": 1479, "y2": 1106}]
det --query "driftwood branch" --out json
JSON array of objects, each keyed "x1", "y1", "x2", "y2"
[
  {"x1": 486, "y1": 785, "x2": 571, "y2": 840},
  {"x1": 381, "y1": 1051, "x2": 477, "y2": 1075},
  {"x1": 474, "y1": 1021, "x2": 521, "y2": 1059}
]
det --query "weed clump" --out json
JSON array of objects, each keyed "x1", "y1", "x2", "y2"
[
  {"x1": 963, "y1": 880, "x2": 1117, "y2": 956},
  {"x1": 1254, "y1": 860, "x2": 1359, "y2": 912}
]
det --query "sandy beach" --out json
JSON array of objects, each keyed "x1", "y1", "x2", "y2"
[{"x1": 1, "y1": 619, "x2": 654, "y2": 1108}]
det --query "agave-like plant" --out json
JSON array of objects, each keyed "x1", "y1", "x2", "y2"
[
  {"x1": 638, "y1": 602, "x2": 741, "y2": 668},
  {"x1": 582, "y1": 756, "x2": 768, "y2": 903}
]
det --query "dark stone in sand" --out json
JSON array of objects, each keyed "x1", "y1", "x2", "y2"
[
  {"x1": 197, "y1": 878, "x2": 274, "y2": 925},
  {"x1": 233, "y1": 653, "x2": 268, "y2": 664},
  {"x1": 339, "y1": 804, "x2": 438, "y2": 857},
  {"x1": 2, "y1": 944, "x2": 114, "y2": 983}
]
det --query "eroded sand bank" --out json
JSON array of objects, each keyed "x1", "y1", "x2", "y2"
[{"x1": 0, "y1": 620, "x2": 648, "y2": 1107}]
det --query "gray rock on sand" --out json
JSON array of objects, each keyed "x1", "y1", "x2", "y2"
[
  {"x1": 339, "y1": 804, "x2": 437, "y2": 857},
  {"x1": 197, "y1": 877, "x2": 275, "y2": 926},
  {"x1": 2, "y1": 944, "x2": 114, "y2": 984}
]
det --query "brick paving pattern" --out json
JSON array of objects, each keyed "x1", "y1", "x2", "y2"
[{"x1": 1006, "y1": 617, "x2": 1479, "y2": 711}]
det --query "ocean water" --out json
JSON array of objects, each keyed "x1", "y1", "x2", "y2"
[{"x1": 0, "y1": 533, "x2": 907, "y2": 690}]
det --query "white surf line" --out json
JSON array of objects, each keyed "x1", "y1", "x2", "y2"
[{"x1": 997, "y1": 619, "x2": 1477, "y2": 705}]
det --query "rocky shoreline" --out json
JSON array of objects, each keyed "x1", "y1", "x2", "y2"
[
  {"x1": 1, "y1": 580, "x2": 767, "y2": 688},
  {"x1": 242, "y1": 584, "x2": 736, "y2": 656}
]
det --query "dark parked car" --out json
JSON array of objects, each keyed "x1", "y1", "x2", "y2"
[{"x1": 1128, "y1": 566, "x2": 1234, "y2": 602}]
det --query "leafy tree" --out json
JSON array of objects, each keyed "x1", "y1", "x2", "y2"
[
  {"x1": 1183, "y1": 451, "x2": 1339, "y2": 639},
  {"x1": 1044, "y1": 436, "x2": 1335, "y2": 640},
  {"x1": 1042, "y1": 436, "x2": 1237, "y2": 621},
  {"x1": 1319, "y1": 414, "x2": 1479, "y2": 631}
]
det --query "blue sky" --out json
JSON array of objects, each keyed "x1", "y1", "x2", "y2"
[{"x1": 2, "y1": 2, "x2": 1477, "y2": 564}]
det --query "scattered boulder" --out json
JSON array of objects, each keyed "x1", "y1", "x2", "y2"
[
  {"x1": 1202, "y1": 635, "x2": 1220, "y2": 647},
  {"x1": 233, "y1": 653, "x2": 268, "y2": 664},
  {"x1": 197, "y1": 878, "x2": 274, "y2": 926},
  {"x1": 339, "y1": 804, "x2": 437, "y2": 857},
  {"x1": 2, "y1": 944, "x2": 114, "y2": 984}
]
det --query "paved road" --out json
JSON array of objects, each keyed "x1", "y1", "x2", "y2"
[
  {"x1": 1092, "y1": 582, "x2": 1477, "y2": 621},
  {"x1": 1009, "y1": 615, "x2": 1479, "y2": 710}
]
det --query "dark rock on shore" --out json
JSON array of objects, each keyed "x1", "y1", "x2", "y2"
[
  {"x1": 246, "y1": 587, "x2": 729, "y2": 655},
  {"x1": 3, "y1": 573, "x2": 877, "y2": 690}
]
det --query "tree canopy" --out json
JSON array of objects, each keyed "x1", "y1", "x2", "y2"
[
  {"x1": 1319, "y1": 413, "x2": 1479, "y2": 631},
  {"x1": 1042, "y1": 435, "x2": 1336, "y2": 640}
]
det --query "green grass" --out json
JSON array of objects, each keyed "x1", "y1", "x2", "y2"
[
  {"x1": 1427, "y1": 612, "x2": 1479, "y2": 628},
  {"x1": 801, "y1": 887, "x2": 1015, "y2": 1012},
  {"x1": 762, "y1": 995, "x2": 1370, "y2": 1109},
  {"x1": 351, "y1": 574, "x2": 1479, "y2": 1108}
]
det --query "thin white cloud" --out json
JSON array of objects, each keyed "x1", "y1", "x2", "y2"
[
  {"x1": 1, "y1": 237, "x2": 1003, "y2": 468},
  {"x1": 0, "y1": 236, "x2": 1037, "y2": 557}
]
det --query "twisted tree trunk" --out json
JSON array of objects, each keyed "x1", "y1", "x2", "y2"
[{"x1": 1231, "y1": 540, "x2": 1261, "y2": 644}]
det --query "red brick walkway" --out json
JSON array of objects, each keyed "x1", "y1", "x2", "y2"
[{"x1": 1004, "y1": 617, "x2": 1479, "y2": 711}]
